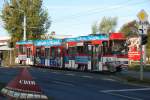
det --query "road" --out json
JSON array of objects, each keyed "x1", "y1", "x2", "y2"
[{"x1": 0, "y1": 67, "x2": 150, "y2": 100}]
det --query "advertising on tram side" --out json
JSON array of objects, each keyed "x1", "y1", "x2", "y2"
[{"x1": 75, "y1": 56, "x2": 89, "y2": 64}]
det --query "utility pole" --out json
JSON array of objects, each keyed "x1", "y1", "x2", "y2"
[
  {"x1": 23, "y1": 13, "x2": 27, "y2": 41},
  {"x1": 139, "y1": 25, "x2": 144, "y2": 80}
]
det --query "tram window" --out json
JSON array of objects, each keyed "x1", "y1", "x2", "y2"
[
  {"x1": 19, "y1": 45, "x2": 26, "y2": 54},
  {"x1": 68, "y1": 47, "x2": 76, "y2": 55},
  {"x1": 57, "y1": 48, "x2": 61, "y2": 57},
  {"x1": 77, "y1": 46, "x2": 85, "y2": 54},
  {"x1": 36, "y1": 48, "x2": 41, "y2": 57},
  {"x1": 41, "y1": 47, "x2": 45, "y2": 57},
  {"x1": 102, "y1": 41, "x2": 108, "y2": 46},
  {"x1": 84, "y1": 45, "x2": 88, "y2": 54},
  {"x1": 102, "y1": 41, "x2": 109, "y2": 55},
  {"x1": 51, "y1": 47, "x2": 55, "y2": 58},
  {"x1": 19, "y1": 45, "x2": 23, "y2": 54},
  {"x1": 111, "y1": 40, "x2": 126, "y2": 54},
  {"x1": 45, "y1": 48, "x2": 50, "y2": 58},
  {"x1": 27, "y1": 48, "x2": 31, "y2": 58}
]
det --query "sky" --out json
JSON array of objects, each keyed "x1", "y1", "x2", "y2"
[{"x1": 0, "y1": 0, "x2": 150, "y2": 37}]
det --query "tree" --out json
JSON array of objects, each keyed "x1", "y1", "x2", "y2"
[
  {"x1": 91, "y1": 21, "x2": 98, "y2": 34},
  {"x1": 1, "y1": 0, "x2": 51, "y2": 43},
  {"x1": 119, "y1": 20, "x2": 138, "y2": 37},
  {"x1": 146, "y1": 27, "x2": 150, "y2": 59},
  {"x1": 99, "y1": 17, "x2": 117, "y2": 33}
]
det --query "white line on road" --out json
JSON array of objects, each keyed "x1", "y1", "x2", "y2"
[
  {"x1": 100, "y1": 88, "x2": 150, "y2": 100},
  {"x1": 100, "y1": 88, "x2": 150, "y2": 93},
  {"x1": 105, "y1": 92, "x2": 143, "y2": 100},
  {"x1": 51, "y1": 72, "x2": 60, "y2": 74},
  {"x1": 101, "y1": 78, "x2": 116, "y2": 82},
  {"x1": 52, "y1": 81, "x2": 75, "y2": 86},
  {"x1": 81, "y1": 75, "x2": 93, "y2": 79},
  {"x1": 65, "y1": 73, "x2": 75, "y2": 76}
]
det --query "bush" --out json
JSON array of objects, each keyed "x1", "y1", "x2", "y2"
[{"x1": 3, "y1": 49, "x2": 17, "y2": 67}]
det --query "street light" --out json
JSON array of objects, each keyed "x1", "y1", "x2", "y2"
[{"x1": 10, "y1": 6, "x2": 26, "y2": 41}]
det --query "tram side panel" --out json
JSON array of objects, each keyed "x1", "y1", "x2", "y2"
[
  {"x1": 34, "y1": 46, "x2": 63, "y2": 68},
  {"x1": 64, "y1": 42, "x2": 77, "y2": 69}
]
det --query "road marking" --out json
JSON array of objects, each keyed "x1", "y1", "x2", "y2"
[
  {"x1": 42, "y1": 70, "x2": 47, "y2": 72},
  {"x1": 52, "y1": 81, "x2": 74, "y2": 86},
  {"x1": 51, "y1": 72, "x2": 60, "y2": 74},
  {"x1": 105, "y1": 92, "x2": 143, "y2": 100},
  {"x1": 65, "y1": 73, "x2": 75, "y2": 76},
  {"x1": 81, "y1": 75, "x2": 93, "y2": 79},
  {"x1": 101, "y1": 78, "x2": 116, "y2": 82},
  {"x1": 101, "y1": 88, "x2": 150, "y2": 93}
]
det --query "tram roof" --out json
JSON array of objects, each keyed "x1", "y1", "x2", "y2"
[
  {"x1": 64, "y1": 34, "x2": 109, "y2": 42},
  {"x1": 109, "y1": 32, "x2": 126, "y2": 40}
]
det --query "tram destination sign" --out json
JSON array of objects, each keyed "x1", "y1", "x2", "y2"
[
  {"x1": 16, "y1": 40, "x2": 33, "y2": 45},
  {"x1": 34, "y1": 39, "x2": 62, "y2": 46}
]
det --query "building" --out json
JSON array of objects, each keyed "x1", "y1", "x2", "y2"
[{"x1": 0, "y1": 36, "x2": 11, "y2": 66}]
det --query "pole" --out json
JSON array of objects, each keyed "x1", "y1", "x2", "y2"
[
  {"x1": 140, "y1": 23, "x2": 144, "y2": 81},
  {"x1": 143, "y1": 45, "x2": 146, "y2": 64},
  {"x1": 23, "y1": 13, "x2": 26, "y2": 65},
  {"x1": 10, "y1": 50, "x2": 11, "y2": 65},
  {"x1": 23, "y1": 13, "x2": 26, "y2": 41}
]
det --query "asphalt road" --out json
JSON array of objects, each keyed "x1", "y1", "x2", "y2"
[{"x1": 0, "y1": 67, "x2": 150, "y2": 100}]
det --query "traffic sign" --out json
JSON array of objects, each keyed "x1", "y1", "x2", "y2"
[
  {"x1": 137, "y1": 9, "x2": 148, "y2": 22},
  {"x1": 138, "y1": 24, "x2": 148, "y2": 35}
]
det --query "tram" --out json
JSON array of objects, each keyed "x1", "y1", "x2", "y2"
[{"x1": 15, "y1": 32, "x2": 128, "y2": 72}]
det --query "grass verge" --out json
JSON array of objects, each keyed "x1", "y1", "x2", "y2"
[
  {"x1": 128, "y1": 64, "x2": 150, "y2": 72},
  {"x1": 123, "y1": 76, "x2": 150, "y2": 86},
  {"x1": 115, "y1": 73, "x2": 150, "y2": 86}
]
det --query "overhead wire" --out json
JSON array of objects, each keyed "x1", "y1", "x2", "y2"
[
  {"x1": 53, "y1": 0, "x2": 149, "y2": 23},
  {"x1": 50, "y1": 0, "x2": 149, "y2": 35}
]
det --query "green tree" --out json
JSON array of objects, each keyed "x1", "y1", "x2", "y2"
[
  {"x1": 99, "y1": 16, "x2": 117, "y2": 33},
  {"x1": 119, "y1": 20, "x2": 138, "y2": 37},
  {"x1": 1, "y1": 0, "x2": 51, "y2": 43},
  {"x1": 146, "y1": 27, "x2": 150, "y2": 58},
  {"x1": 91, "y1": 21, "x2": 98, "y2": 34}
]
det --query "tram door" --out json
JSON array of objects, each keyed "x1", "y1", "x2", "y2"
[
  {"x1": 50, "y1": 47, "x2": 62, "y2": 67},
  {"x1": 91, "y1": 45, "x2": 100, "y2": 71},
  {"x1": 35, "y1": 47, "x2": 41, "y2": 65}
]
